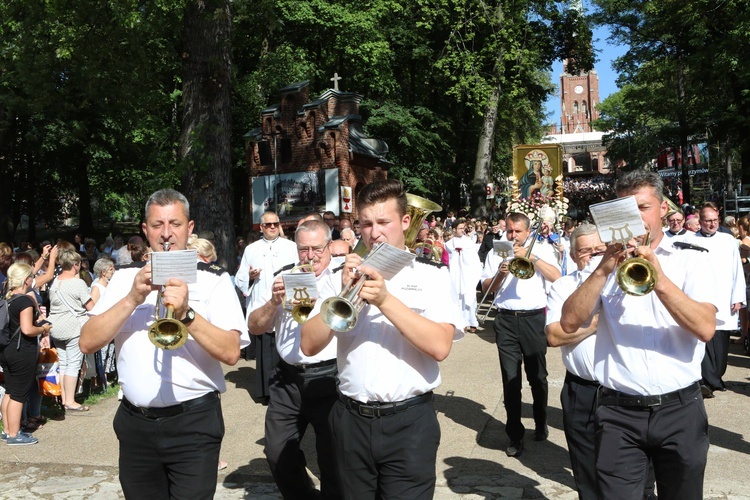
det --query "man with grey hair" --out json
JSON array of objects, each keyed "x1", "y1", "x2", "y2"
[
  {"x1": 561, "y1": 170, "x2": 720, "y2": 499},
  {"x1": 81, "y1": 188, "x2": 249, "y2": 499},
  {"x1": 248, "y1": 220, "x2": 340, "y2": 499},
  {"x1": 340, "y1": 227, "x2": 356, "y2": 250}
]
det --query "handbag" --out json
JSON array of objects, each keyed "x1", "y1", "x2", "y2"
[{"x1": 37, "y1": 347, "x2": 62, "y2": 397}]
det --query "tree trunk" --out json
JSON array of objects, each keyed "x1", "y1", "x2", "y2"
[
  {"x1": 76, "y1": 160, "x2": 95, "y2": 236},
  {"x1": 179, "y1": 0, "x2": 234, "y2": 269},
  {"x1": 471, "y1": 83, "x2": 501, "y2": 218}
]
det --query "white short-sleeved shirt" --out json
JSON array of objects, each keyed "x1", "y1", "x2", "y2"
[
  {"x1": 314, "y1": 258, "x2": 465, "y2": 403},
  {"x1": 546, "y1": 270, "x2": 596, "y2": 381},
  {"x1": 481, "y1": 239, "x2": 560, "y2": 310},
  {"x1": 688, "y1": 231, "x2": 746, "y2": 327},
  {"x1": 90, "y1": 261, "x2": 249, "y2": 407},
  {"x1": 235, "y1": 237, "x2": 299, "y2": 315},
  {"x1": 593, "y1": 237, "x2": 722, "y2": 395},
  {"x1": 273, "y1": 265, "x2": 338, "y2": 365}
]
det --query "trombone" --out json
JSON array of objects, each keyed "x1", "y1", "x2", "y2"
[{"x1": 477, "y1": 219, "x2": 543, "y2": 324}]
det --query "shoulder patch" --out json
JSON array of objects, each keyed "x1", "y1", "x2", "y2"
[
  {"x1": 331, "y1": 263, "x2": 345, "y2": 274},
  {"x1": 116, "y1": 260, "x2": 148, "y2": 270},
  {"x1": 415, "y1": 256, "x2": 447, "y2": 268},
  {"x1": 198, "y1": 261, "x2": 227, "y2": 275},
  {"x1": 273, "y1": 263, "x2": 296, "y2": 277},
  {"x1": 673, "y1": 241, "x2": 709, "y2": 253}
]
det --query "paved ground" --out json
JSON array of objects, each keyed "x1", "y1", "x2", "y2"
[{"x1": 1, "y1": 325, "x2": 749, "y2": 499}]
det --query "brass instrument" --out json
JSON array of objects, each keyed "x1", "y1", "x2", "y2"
[
  {"x1": 616, "y1": 233, "x2": 657, "y2": 296},
  {"x1": 149, "y1": 291, "x2": 189, "y2": 350},
  {"x1": 507, "y1": 218, "x2": 544, "y2": 280},
  {"x1": 405, "y1": 193, "x2": 442, "y2": 249},
  {"x1": 414, "y1": 238, "x2": 443, "y2": 261},
  {"x1": 321, "y1": 193, "x2": 442, "y2": 332},
  {"x1": 282, "y1": 263, "x2": 315, "y2": 323}
]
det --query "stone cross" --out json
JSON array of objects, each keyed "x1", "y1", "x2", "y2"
[{"x1": 330, "y1": 72, "x2": 342, "y2": 91}]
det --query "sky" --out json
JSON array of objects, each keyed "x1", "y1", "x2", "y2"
[{"x1": 544, "y1": 24, "x2": 629, "y2": 126}]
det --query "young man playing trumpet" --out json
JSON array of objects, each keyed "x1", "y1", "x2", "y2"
[
  {"x1": 301, "y1": 179, "x2": 463, "y2": 499},
  {"x1": 248, "y1": 220, "x2": 340, "y2": 499}
]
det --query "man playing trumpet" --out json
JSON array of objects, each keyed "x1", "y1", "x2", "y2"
[
  {"x1": 248, "y1": 220, "x2": 340, "y2": 499},
  {"x1": 301, "y1": 179, "x2": 464, "y2": 499},
  {"x1": 561, "y1": 170, "x2": 720, "y2": 499},
  {"x1": 80, "y1": 189, "x2": 248, "y2": 499}
]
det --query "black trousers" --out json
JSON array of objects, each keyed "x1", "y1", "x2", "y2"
[
  {"x1": 114, "y1": 393, "x2": 224, "y2": 500},
  {"x1": 561, "y1": 372, "x2": 599, "y2": 500},
  {"x1": 329, "y1": 397, "x2": 440, "y2": 500},
  {"x1": 493, "y1": 311, "x2": 548, "y2": 441},
  {"x1": 256, "y1": 332, "x2": 279, "y2": 399},
  {"x1": 701, "y1": 329, "x2": 731, "y2": 390},
  {"x1": 595, "y1": 384, "x2": 708, "y2": 500},
  {"x1": 264, "y1": 360, "x2": 340, "y2": 500}
]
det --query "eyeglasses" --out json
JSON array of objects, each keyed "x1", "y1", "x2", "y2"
[
  {"x1": 667, "y1": 218, "x2": 683, "y2": 224},
  {"x1": 323, "y1": 218, "x2": 335, "y2": 222},
  {"x1": 577, "y1": 246, "x2": 606, "y2": 257},
  {"x1": 297, "y1": 245, "x2": 328, "y2": 256},
  {"x1": 261, "y1": 222, "x2": 280, "y2": 228}
]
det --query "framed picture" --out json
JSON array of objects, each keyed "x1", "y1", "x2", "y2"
[
  {"x1": 251, "y1": 169, "x2": 340, "y2": 223},
  {"x1": 512, "y1": 144, "x2": 563, "y2": 201}
]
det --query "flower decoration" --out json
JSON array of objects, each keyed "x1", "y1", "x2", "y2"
[{"x1": 508, "y1": 189, "x2": 570, "y2": 231}]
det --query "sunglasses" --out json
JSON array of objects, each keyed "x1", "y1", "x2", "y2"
[{"x1": 262, "y1": 222, "x2": 280, "y2": 228}]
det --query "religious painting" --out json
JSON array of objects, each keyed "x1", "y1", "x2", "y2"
[
  {"x1": 512, "y1": 144, "x2": 564, "y2": 201},
  {"x1": 251, "y1": 169, "x2": 339, "y2": 224}
]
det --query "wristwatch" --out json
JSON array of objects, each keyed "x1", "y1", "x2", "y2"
[
  {"x1": 180, "y1": 307, "x2": 196, "y2": 326},
  {"x1": 533, "y1": 255, "x2": 540, "y2": 263}
]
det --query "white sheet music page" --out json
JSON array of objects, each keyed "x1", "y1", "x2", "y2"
[
  {"x1": 360, "y1": 243, "x2": 416, "y2": 280},
  {"x1": 282, "y1": 272, "x2": 319, "y2": 302},
  {"x1": 151, "y1": 250, "x2": 198, "y2": 285},
  {"x1": 492, "y1": 240, "x2": 515, "y2": 260},
  {"x1": 589, "y1": 196, "x2": 646, "y2": 243}
]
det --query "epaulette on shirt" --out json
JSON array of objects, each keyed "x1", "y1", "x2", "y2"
[
  {"x1": 672, "y1": 241, "x2": 709, "y2": 253},
  {"x1": 415, "y1": 256, "x2": 447, "y2": 268},
  {"x1": 273, "y1": 263, "x2": 296, "y2": 277},
  {"x1": 198, "y1": 261, "x2": 227, "y2": 275},
  {"x1": 116, "y1": 260, "x2": 147, "y2": 271},
  {"x1": 331, "y1": 263, "x2": 345, "y2": 274}
]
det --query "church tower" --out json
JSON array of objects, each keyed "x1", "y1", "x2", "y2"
[{"x1": 559, "y1": 0, "x2": 600, "y2": 134}]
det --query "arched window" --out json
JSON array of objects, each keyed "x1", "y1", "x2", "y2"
[
  {"x1": 573, "y1": 101, "x2": 579, "y2": 114},
  {"x1": 582, "y1": 100, "x2": 588, "y2": 118}
]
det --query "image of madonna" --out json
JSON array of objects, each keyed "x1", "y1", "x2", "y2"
[{"x1": 518, "y1": 151, "x2": 549, "y2": 199}]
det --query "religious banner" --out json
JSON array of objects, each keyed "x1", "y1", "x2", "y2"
[
  {"x1": 251, "y1": 169, "x2": 340, "y2": 224},
  {"x1": 509, "y1": 144, "x2": 568, "y2": 228}
]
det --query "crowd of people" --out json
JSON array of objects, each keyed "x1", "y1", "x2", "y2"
[{"x1": 0, "y1": 172, "x2": 746, "y2": 499}]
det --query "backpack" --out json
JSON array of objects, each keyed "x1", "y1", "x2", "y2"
[{"x1": 0, "y1": 295, "x2": 23, "y2": 349}]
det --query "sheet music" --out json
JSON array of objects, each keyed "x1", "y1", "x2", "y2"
[
  {"x1": 492, "y1": 240, "x2": 515, "y2": 260},
  {"x1": 589, "y1": 196, "x2": 646, "y2": 243},
  {"x1": 281, "y1": 272, "x2": 319, "y2": 302},
  {"x1": 360, "y1": 243, "x2": 415, "y2": 280},
  {"x1": 151, "y1": 250, "x2": 198, "y2": 285}
]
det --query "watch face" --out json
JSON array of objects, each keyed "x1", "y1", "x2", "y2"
[{"x1": 574, "y1": 85, "x2": 584, "y2": 94}]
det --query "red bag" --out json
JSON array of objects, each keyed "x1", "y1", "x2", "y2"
[{"x1": 37, "y1": 348, "x2": 62, "y2": 397}]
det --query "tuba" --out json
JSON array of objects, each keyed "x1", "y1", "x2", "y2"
[
  {"x1": 616, "y1": 233, "x2": 657, "y2": 296},
  {"x1": 320, "y1": 193, "x2": 442, "y2": 332},
  {"x1": 282, "y1": 263, "x2": 315, "y2": 323}
]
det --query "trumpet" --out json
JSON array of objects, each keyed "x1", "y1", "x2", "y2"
[
  {"x1": 282, "y1": 263, "x2": 315, "y2": 323},
  {"x1": 319, "y1": 243, "x2": 381, "y2": 332},
  {"x1": 616, "y1": 233, "x2": 657, "y2": 296},
  {"x1": 149, "y1": 292, "x2": 189, "y2": 350}
]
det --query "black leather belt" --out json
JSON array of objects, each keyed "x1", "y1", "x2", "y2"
[
  {"x1": 497, "y1": 308, "x2": 545, "y2": 317},
  {"x1": 121, "y1": 391, "x2": 219, "y2": 419},
  {"x1": 598, "y1": 382, "x2": 700, "y2": 408},
  {"x1": 280, "y1": 358, "x2": 336, "y2": 373},
  {"x1": 341, "y1": 392, "x2": 433, "y2": 418},
  {"x1": 565, "y1": 371, "x2": 600, "y2": 388}
]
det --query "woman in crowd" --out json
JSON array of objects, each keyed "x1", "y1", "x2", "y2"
[
  {"x1": 735, "y1": 217, "x2": 750, "y2": 349},
  {"x1": 0, "y1": 263, "x2": 51, "y2": 445},
  {"x1": 47, "y1": 249, "x2": 94, "y2": 413},
  {"x1": 87, "y1": 257, "x2": 117, "y2": 389}
]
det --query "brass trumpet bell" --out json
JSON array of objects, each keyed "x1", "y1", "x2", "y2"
[
  {"x1": 148, "y1": 304, "x2": 188, "y2": 350},
  {"x1": 617, "y1": 257, "x2": 657, "y2": 296},
  {"x1": 320, "y1": 271, "x2": 368, "y2": 333},
  {"x1": 291, "y1": 300, "x2": 314, "y2": 324},
  {"x1": 283, "y1": 263, "x2": 315, "y2": 324},
  {"x1": 405, "y1": 194, "x2": 442, "y2": 248}
]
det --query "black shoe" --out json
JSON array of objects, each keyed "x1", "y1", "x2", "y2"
[
  {"x1": 533, "y1": 425, "x2": 549, "y2": 441},
  {"x1": 506, "y1": 440, "x2": 524, "y2": 457},
  {"x1": 700, "y1": 384, "x2": 714, "y2": 399}
]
